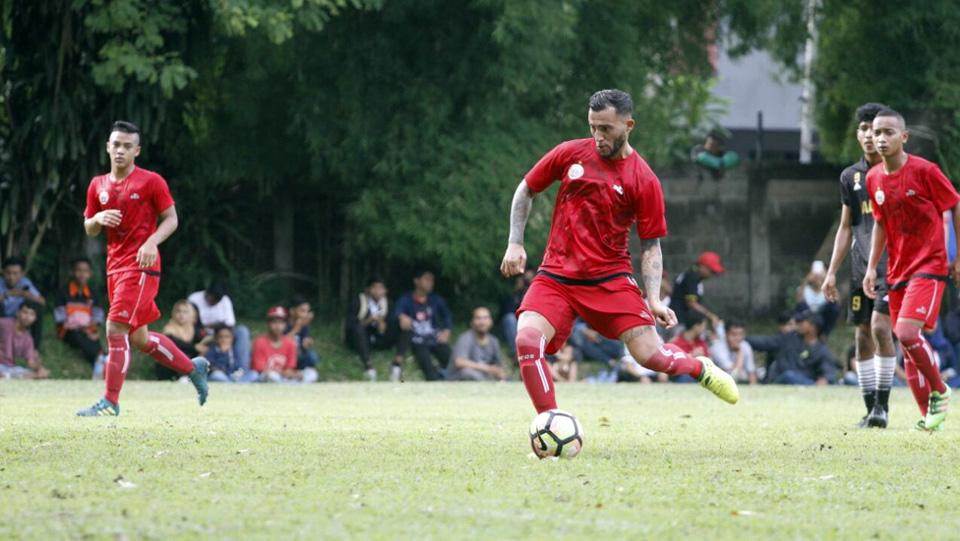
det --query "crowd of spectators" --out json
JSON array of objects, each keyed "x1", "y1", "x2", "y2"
[{"x1": 7, "y1": 248, "x2": 960, "y2": 389}]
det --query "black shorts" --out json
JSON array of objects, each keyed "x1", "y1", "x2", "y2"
[{"x1": 849, "y1": 282, "x2": 890, "y2": 324}]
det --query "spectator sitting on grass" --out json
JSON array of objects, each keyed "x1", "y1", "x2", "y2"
[
  {"x1": 206, "y1": 326, "x2": 258, "y2": 383},
  {"x1": 748, "y1": 310, "x2": 837, "y2": 386},
  {"x1": 709, "y1": 319, "x2": 757, "y2": 384},
  {"x1": 548, "y1": 342, "x2": 579, "y2": 383},
  {"x1": 286, "y1": 295, "x2": 320, "y2": 380},
  {"x1": 392, "y1": 271, "x2": 452, "y2": 382},
  {"x1": 1, "y1": 256, "x2": 46, "y2": 348},
  {"x1": 54, "y1": 257, "x2": 106, "y2": 378},
  {"x1": 346, "y1": 279, "x2": 393, "y2": 381},
  {"x1": 447, "y1": 307, "x2": 506, "y2": 382},
  {"x1": 157, "y1": 300, "x2": 210, "y2": 381},
  {"x1": 0, "y1": 301, "x2": 49, "y2": 379},
  {"x1": 188, "y1": 280, "x2": 252, "y2": 373},
  {"x1": 667, "y1": 312, "x2": 711, "y2": 383},
  {"x1": 569, "y1": 319, "x2": 624, "y2": 365},
  {"x1": 499, "y1": 270, "x2": 534, "y2": 356},
  {"x1": 794, "y1": 260, "x2": 839, "y2": 338},
  {"x1": 252, "y1": 306, "x2": 317, "y2": 383}
]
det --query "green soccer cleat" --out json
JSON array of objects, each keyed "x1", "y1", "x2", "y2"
[
  {"x1": 924, "y1": 385, "x2": 951, "y2": 431},
  {"x1": 696, "y1": 356, "x2": 739, "y2": 404},
  {"x1": 76, "y1": 398, "x2": 120, "y2": 417},
  {"x1": 188, "y1": 357, "x2": 210, "y2": 406},
  {"x1": 914, "y1": 418, "x2": 943, "y2": 432}
]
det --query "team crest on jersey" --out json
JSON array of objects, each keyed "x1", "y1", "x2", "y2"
[
  {"x1": 568, "y1": 163, "x2": 584, "y2": 180},
  {"x1": 612, "y1": 184, "x2": 624, "y2": 195},
  {"x1": 875, "y1": 190, "x2": 885, "y2": 205},
  {"x1": 98, "y1": 191, "x2": 109, "y2": 205},
  {"x1": 130, "y1": 193, "x2": 141, "y2": 200}
]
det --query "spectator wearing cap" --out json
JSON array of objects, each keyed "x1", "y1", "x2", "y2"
[
  {"x1": 747, "y1": 310, "x2": 837, "y2": 385},
  {"x1": 188, "y1": 280, "x2": 252, "y2": 374},
  {"x1": 670, "y1": 251, "x2": 724, "y2": 332},
  {"x1": 251, "y1": 306, "x2": 316, "y2": 383}
]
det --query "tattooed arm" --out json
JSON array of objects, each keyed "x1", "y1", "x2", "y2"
[
  {"x1": 638, "y1": 237, "x2": 677, "y2": 328},
  {"x1": 500, "y1": 180, "x2": 535, "y2": 277}
]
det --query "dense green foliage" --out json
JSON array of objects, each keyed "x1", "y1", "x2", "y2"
[
  {"x1": 3, "y1": 381, "x2": 959, "y2": 539},
  {"x1": 1, "y1": 1, "x2": 723, "y2": 315},
  {"x1": 4, "y1": 0, "x2": 956, "y2": 317}
]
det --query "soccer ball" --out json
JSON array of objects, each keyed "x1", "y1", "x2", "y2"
[{"x1": 529, "y1": 409, "x2": 583, "y2": 459}]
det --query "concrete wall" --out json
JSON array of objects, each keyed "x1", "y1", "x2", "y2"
[{"x1": 635, "y1": 164, "x2": 843, "y2": 319}]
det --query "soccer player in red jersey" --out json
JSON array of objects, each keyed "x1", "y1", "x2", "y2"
[
  {"x1": 76, "y1": 121, "x2": 209, "y2": 416},
  {"x1": 500, "y1": 89, "x2": 738, "y2": 416},
  {"x1": 863, "y1": 107, "x2": 960, "y2": 431}
]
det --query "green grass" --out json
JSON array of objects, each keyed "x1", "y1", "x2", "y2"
[{"x1": 1, "y1": 381, "x2": 958, "y2": 540}]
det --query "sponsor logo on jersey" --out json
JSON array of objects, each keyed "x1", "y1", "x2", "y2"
[
  {"x1": 130, "y1": 193, "x2": 141, "y2": 200},
  {"x1": 119, "y1": 310, "x2": 129, "y2": 318},
  {"x1": 916, "y1": 306, "x2": 927, "y2": 315},
  {"x1": 853, "y1": 171, "x2": 862, "y2": 190},
  {"x1": 567, "y1": 163, "x2": 584, "y2": 180},
  {"x1": 98, "y1": 191, "x2": 109, "y2": 205},
  {"x1": 612, "y1": 184, "x2": 624, "y2": 195},
  {"x1": 906, "y1": 189, "x2": 916, "y2": 197},
  {"x1": 875, "y1": 190, "x2": 885, "y2": 205}
]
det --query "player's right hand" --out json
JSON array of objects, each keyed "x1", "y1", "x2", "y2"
[
  {"x1": 821, "y1": 272, "x2": 838, "y2": 302},
  {"x1": 862, "y1": 268, "x2": 877, "y2": 299},
  {"x1": 95, "y1": 209, "x2": 122, "y2": 227},
  {"x1": 500, "y1": 243, "x2": 527, "y2": 277}
]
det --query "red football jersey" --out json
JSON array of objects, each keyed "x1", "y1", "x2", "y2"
[
  {"x1": 867, "y1": 155, "x2": 960, "y2": 285},
  {"x1": 84, "y1": 167, "x2": 175, "y2": 276},
  {"x1": 251, "y1": 335, "x2": 297, "y2": 372},
  {"x1": 525, "y1": 138, "x2": 667, "y2": 279}
]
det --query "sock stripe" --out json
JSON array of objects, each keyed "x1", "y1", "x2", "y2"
[{"x1": 876, "y1": 356, "x2": 896, "y2": 389}]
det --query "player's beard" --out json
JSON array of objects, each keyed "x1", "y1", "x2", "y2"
[{"x1": 601, "y1": 132, "x2": 627, "y2": 158}]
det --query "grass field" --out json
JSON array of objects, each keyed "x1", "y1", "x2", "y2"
[{"x1": 2, "y1": 381, "x2": 958, "y2": 540}]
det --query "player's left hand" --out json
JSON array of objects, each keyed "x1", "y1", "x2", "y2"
[
  {"x1": 648, "y1": 301, "x2": 678, "y2": 329},
  {"x1": 137, "y1": 241, "x2": 158, "y2": 268}
]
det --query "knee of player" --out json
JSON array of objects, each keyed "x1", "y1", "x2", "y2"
[
  {"x1": 622, "y1": 331, "x2": 659, "y2": 363},
  {"x1": 871, "y1": 319, "x2": 893, "y2": 341},
  {"x1": 893, "y1": 321, "x2": 921, "y2": 343}
]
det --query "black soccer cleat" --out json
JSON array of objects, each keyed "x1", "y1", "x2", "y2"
[{"x1": 866, "y1": 404, "x2": 888, "y2": 429}]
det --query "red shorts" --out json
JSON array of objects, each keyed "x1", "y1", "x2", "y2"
[
  {"x1": 888, "y1": 277, "x2": 945, "y2": 332},
  {"x1": 107, "y1": 271, "x2": 161, "y2": 330},
  {"x1": 517, "y1": 273, "x2": 656, "y2": 354}
]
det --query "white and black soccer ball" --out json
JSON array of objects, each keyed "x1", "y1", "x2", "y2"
[{"x1": 529, "y1": 409, "x2": 583, "y2": 459}]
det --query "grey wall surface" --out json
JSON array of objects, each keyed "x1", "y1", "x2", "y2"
[{"x1": 634, "y1": 164, "x2": 843, "y2": 319}]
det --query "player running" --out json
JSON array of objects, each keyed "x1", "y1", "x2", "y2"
[
  {"x1": 822, "y1": 103, "x2": 897, "y2": 429},
  {"x1": 76, "y1": 121, "x2": 209, "y2": 416},
  {"x1": 500, "y1": 89, "x2": 738, "y2": 414},
  {"x1": 863, "y1": 107, "x2": 960, "y2": 431}
]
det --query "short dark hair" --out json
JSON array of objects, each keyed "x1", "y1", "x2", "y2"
[
  {"x1": 3, "y1": 256, "x2": 25, "y2": 270},
  {"x1": 18, "y1": 300, "x2": 42, "y2": 314},
  {"x1": 727, "y1": 320, "x2": 746, "y2": 331},
  {"x1": 288, "y1": 294, "x2": 309, "y2": 309},
  {"x1": 367, "y1": 278, "x2": 385, "y2": 287},
  {"x1": 684, "y1": 311, "x2": 706, "y2": 329},
  {"x1": 413, "y1": 269, "x2": 434, "y2": 280},
  {"x1": 589, "y1": 89, "x2": 633, "y2": 116},
  {"x1": 874, "y1": 106, "x2": 905, "y2": 125},
  {"x1": 70, "y1": 256, "x2": 92, "y2": 268},
  {"x1": 111, "y1": 120, "x2": 140, "y2": 136},
  {"x1": 205, "y1": 280, "x2": 226, "y2": 303},
  {"x1": 777, "y1": 310, "x2": 794, "y2": 326},
  {"x1": 212, "y1": 324, "x2": 234, "y2": 337},
  {"x1": 855, "y1": 103, "x2": 887, "y2": 124}
]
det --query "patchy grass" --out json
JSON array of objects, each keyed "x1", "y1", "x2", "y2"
[{"x1": 1, "y1": 381, "x2": 957, "y2": 540}]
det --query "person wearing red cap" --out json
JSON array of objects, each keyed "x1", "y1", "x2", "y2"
[
  {"x1": 500, "y1": 89, "x2": 739, "y2": 418},
  {"x1": 251, "y1": 306, "x2": 301, "y2": 383},
  {"x1": 669, "y1": 251, "x2": 724, "y2": 333}
]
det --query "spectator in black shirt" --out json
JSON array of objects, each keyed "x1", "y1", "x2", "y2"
[
  {"x1": 670, "y1": 251, "x2": 724, "y2": 331},
  {"x1": 393, "y1": 271, "x2": 452, "y2": 382},
  {"x1": 748, "y1": 310, "x2": 837, "y2": 385}
]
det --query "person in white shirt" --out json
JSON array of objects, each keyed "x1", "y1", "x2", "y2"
[
  {"x1": 709, "y1": 319, "x2": 757, "y2": 384},
  {"x1": 188, "y1": 281, "x2": 251, "y2": 373}
]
